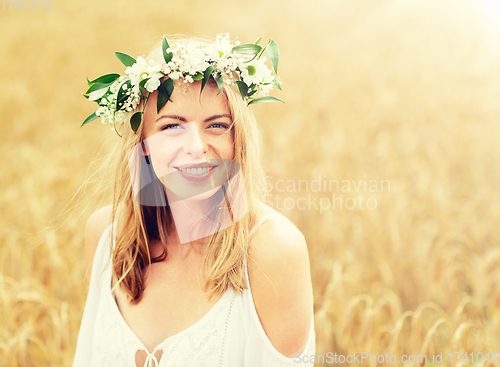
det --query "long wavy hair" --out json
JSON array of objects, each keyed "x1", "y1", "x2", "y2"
[{"x1": 106, "y1": 35, "x2": 268, "y2": 304}]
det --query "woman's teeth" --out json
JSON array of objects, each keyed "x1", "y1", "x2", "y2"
[{"x1": 179, "y1": 167, "x2": 213, "y2": 175}]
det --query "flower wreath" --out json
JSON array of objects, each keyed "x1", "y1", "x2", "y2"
[{"x1": 81, "y1": 33, "x2": 283, "y2": 137}]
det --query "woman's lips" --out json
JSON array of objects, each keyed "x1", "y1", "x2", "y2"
[{"x1": 174, "y1": 165, "x2": 217, "y2": 182}]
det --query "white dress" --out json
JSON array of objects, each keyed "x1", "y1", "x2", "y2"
[{"x1": 72, "y1": 214, "x2": 316, "y2": 366}]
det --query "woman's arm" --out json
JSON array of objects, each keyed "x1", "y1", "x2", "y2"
[{"x1": 248, "y1": 214, "x2": 314, "y2": 358}]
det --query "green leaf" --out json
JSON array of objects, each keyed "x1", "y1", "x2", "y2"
[
  {"x1": 139, "y1": 78, "x2": 149, "y2": 95},
  {"x1": 214, "y1": 72, "x2": 224, "y2": 95},
  {"x1": 162, "y1": 36, "x2": 173, "y2": 64},
  {"x1": 87, "y1": 87, "x2": 109, "y2": 101},
  {"x1": 85, "y1": 82, "x2": 114, "y2": 94},
  {"x1": 247, "y1": 89, "x2": 257, "y2": 97},
  {"x1": 247, "y1": 96, "x2": 284, "y2": 105},
  {"x1": 114, "y1": 52, "x2": 136, "y2": 67},
  {"x1": 130, "y1": 112, "x2": 142, "y2": 133},
  {"x1": 192, "y1": 73, "x2": 203, "y2": 81},
  {"x1": 81, "y1": 111, "x2": 98, "y2": 127},
  {"x1": 255, "y1": 44, "x2": 266, "y2": 60},
  {"x1": 245, "y1": 84, "x2": 257, "y2": 97},
  {"x1": 157, "y1": 78, "x2": 174, "y2": 113},
  {"x1": 232, "y1": 44, "x2": 262, "y2": 56},
  {"x1": 266, "y1": 40, "x2": 279, "y2": 73},
  {"x1": 89, "y1": 73, "x2": 120, "y2": 85},
  {"x1": 201, "y1": 65, "x2": 215, "y2": 96},
  {"x1": 116, "y1": 80, "x2": 132, "y2": 110},
  {"x1": 272, "y1": 79, "x2": 282, "y2": 91},
  {"x1": 233, "y1": 81, "x2": 248, "y2": 98},
  {"x1": 255, "y1": 37, "x2": 262, "y2": 46}
]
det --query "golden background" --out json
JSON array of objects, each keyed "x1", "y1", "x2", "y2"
[{"x1": 1, "y1": 0, "x2": 499, "y2": 365}]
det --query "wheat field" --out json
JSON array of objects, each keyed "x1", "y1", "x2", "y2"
[{"x1": 1, "y1": 0, "x2": 499, "y2": 365}]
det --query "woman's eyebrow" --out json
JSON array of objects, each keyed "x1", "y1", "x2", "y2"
[
  {"x1": 156, "y1": 115, "x2": 187, "y2": 123},
  {"x1": 204, "y1": 114, "x2": 232, "y2": 122},
  {"x1": 155, "y1": 114, "x2": 232, "y2": 123}
]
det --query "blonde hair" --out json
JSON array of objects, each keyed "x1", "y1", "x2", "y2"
[{"x1": 107, "y1": 34, "x2": 268, "y2": 303}]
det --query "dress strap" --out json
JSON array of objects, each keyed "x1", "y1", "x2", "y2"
[{"x1": 248, "y1": 213, "x2": 283, "y2": 239}]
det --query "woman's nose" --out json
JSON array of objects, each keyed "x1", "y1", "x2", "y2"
[{"x1": 183, "y1": 122, "x2": 207, "y2": 157}]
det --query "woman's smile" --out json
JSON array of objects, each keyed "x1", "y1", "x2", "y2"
[{"x1": 174, "y1": 163, "x2": 218, "y2": 182}]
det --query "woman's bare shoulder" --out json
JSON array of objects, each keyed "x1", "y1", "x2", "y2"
[
  {"x1": 247, "y1": 202, "x2": 313, "y2": 358},
  {"x1": 84, "y1": 204, "x2": 124, "y2": 281},
  {"x1": 252, "y1": 201, "x2": 303, "y2": 237},
  {"x1": 249, "y1": 202, "x2": 308, "y2": 270}
]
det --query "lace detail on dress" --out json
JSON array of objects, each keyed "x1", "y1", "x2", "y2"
[{"x1": 89, "y1": 224, "x2": 236, "y2": 367}]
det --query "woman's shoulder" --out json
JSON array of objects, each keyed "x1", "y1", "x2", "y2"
[
  {"x1": 248, "y1": 202, "x2": 309, "y2": 283},
  {"x1": 247, "y1": 202, "x2": 313, "y2": 358},
  {"x1": 251, "y1": 201, "x2": 305, "y2": 242},
  {"x1": 84, "y1": 203, "x2": 124, "y2": 281}
]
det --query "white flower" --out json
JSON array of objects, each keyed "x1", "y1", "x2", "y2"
[
  {"x1": 256, "y1": 83, "x2": 274, "y2": 97},
  {"x1": 162, "y1": 65, "x2": 171, "y2": 74},
  {"x1": 240, "y1": 57, "x2": 273, "y2": 86},
  {"x1": 206, "y1": 33, "x2": 234, "y2": 63},
  {"x1": 170, "y1": 71, "x2": 182, "y2": 80},
  {"x1": 126, "y1": 56, "x2": 163, "y2": 88},
  {"x1": 171, "y1": 41, "x2": 210, "y2": 75},
  {"x1": 145, "y1": 78, "x2": 160, "y2": 92},
  {"x1": 144, "y1": 71, "x2": 163, "y2": 92}
]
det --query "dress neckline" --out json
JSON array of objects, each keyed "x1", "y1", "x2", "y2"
[
  {"x1": 103, "y1": 222, "x2": 233, "y2": 355},
  {"x1": 101, "y1": 210, "x2": 279, "y2": 357},
  {"x1": 107, "y1": 281, "x2": 233, "y2": 355}
]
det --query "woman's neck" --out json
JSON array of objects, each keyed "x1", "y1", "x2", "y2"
[
  {"x1": 144, "y1": 213, "x2": 213, "y2": 263},
  {"x1": 167, "y1": 194, "x2": 224, "y2": 245}
]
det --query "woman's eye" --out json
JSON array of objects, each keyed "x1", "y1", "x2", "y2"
[
  {"x1": 161, "y1": 124, "x2": 182, "y2": 130},
  {"x1": 210, "y1": 123, "x2": 230, "y2": 129}
]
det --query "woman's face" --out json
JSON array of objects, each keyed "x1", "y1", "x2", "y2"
[{"x1": 141, "y1": 80, "x2": 235, "y2": 201}]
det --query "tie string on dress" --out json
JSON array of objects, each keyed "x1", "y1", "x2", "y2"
[{"x1": 142, "y1": 349, "x2": 160, "y2": 367}]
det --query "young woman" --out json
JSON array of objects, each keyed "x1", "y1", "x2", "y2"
[{"x1": 73, "y1": 34, "x2": 315, "y2": 367}]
